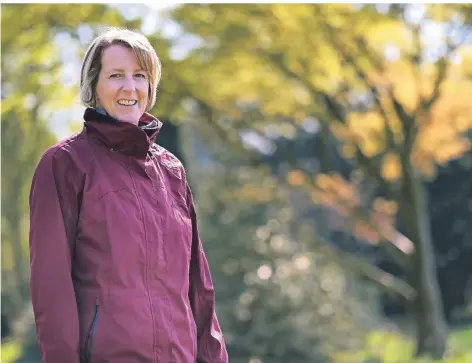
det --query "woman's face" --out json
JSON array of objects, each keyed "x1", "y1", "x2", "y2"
[{"x1": 95, "y1": 44, "x2": 149, "y2": 126}]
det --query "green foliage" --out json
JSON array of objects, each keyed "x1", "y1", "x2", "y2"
[
  {"x1": 2, "y1": 3, "x2": 472, "y2": 362},
  {"x1": 0, "y1": 2, "x2": 142, "y2": 320},
  {"x1": 166, "y1": 3, "x2": 472, "y2": 178},
  {"x1": 334, "y1": 328, "x2": 472, "y2": 363},
  {"x1": 182, "y1": 124, "x2": 384, "y2": 362},
  {"x1": 1, "y1": 339, "x2": 22, "y2": 363},
  {"x1": 165, "y1": 4, "x2": 472, "y2": 357},
  {"x1": 449, "y1": 328, "x2": 472, "y2": 352}
]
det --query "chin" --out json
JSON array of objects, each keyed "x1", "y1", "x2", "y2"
[{"x1": 116, "y1": 112, "x2": 141, "y2": 125}]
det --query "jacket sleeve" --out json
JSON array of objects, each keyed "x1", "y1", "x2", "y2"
[
  {"x1": 186, "y1": 183, "x2": 229, "y2": 363},
  {"x1": 29, "y1": 148, "x2": 81, "y2": 363}
]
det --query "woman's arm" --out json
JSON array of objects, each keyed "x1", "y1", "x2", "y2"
[
  {"x1": 186, "y1": 182, "x2": 229, "y2": 363},
  {"x1": 29, "y1": 147, "x2": 82, "y2": 363}
]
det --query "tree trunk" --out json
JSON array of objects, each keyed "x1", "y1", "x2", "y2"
[{"x1": 399, "y1": 163, "x2": 448, "y2": 358}]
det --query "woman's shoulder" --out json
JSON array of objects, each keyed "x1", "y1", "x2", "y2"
[
  {"x1": 36, "y1": 130, "x2": 92, "y2": 170},
  {"x1": 151, "y1": 144, "x2": 187, "y2": 181},
  {"x1": 151, "y1": 144, "x2": 183, "y2": 167},
  {"x1": 51, "y1": 131, "x2": 87, "y2": 152}
]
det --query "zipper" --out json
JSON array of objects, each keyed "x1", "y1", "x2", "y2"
[{"x1": 83, "y1": 303, "x2": 99, "y2": 363}]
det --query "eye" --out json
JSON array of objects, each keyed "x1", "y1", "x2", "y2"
[
  {"x1": 109, "y1": 73, "x2": 122, "y2": 78},
  {"x1": 135, "y1": 73, "x2": 147, "y2": 78}
]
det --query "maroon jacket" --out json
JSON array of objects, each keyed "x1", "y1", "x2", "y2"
[{"x1": 29, "y1": 108, "x2": 228, "y2": 363}]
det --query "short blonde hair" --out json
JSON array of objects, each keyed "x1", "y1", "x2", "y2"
[{"x1": 80, "y1": 27, "x2": 161, "y2": 112}]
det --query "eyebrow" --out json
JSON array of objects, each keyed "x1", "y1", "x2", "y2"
[{"x1": 105, "y1": 68, "x2": 146, "y2": 73}]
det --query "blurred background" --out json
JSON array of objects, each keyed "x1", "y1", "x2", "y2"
[{"x1": 2, "y1": 3, "x2": 472, "y2": 363}]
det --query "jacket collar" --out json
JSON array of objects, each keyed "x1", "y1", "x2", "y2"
[{"x1": 83, "y1": 108, "x2": 163, "y2": 158}]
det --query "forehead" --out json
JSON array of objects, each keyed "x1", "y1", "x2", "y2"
[{"x1": 101, "y1": 44, "x2": 140, "y2": 69}]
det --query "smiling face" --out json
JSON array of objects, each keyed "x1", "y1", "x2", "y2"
[{"x1": 95, "y1": 44, "x2": 149, "y2": 125}]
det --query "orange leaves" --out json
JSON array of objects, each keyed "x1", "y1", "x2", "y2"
[
  {"x1": 287, "y1": 170, "x2": 306, "y2": 186},
  {"x1": 373, "y1": 198, "x2": 398, "y2": 215},
  {"x1": 309, "y1": 172, "x2": 408, "y2": 250},
  {"x1": 382, "y1": 60, "x2": 420, "y2": 113},
  {"x1": 333, "y1": 53, "x2": 472, "y2": 180},
  {"x1": 314, "y1": 173, "x2": 360, "y2": 216},
  {"x1": 411, "y1": 77, "x2": 472, "y2": 176},
  {"x1": 173, "y1": 3, "x2": 472, "y2": 179},
  {"x1": 346, "y1": 111, "x2": 385, "y2": 157},
  {"x1": 364, "y1": 198, "x2": 397, "y2": 244},
  {"x1": 172, "y1": 4, "x2": 470, "y2": 258},
  {"x1": 381, "y1": 152, "x2": 402, "y2": 182},
  {"x1": 286, "y1": 171, "x2": 362, "y2": 217},
  {"x1": 239, "y1": 183, "x2": 273, "y2": 202},
  {"x1": 348, "y1": 197, "x2": 397, "y2": 246}
]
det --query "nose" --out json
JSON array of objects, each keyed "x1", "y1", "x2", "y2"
[{"x1": 121, "y1": 75, "x2": 136, "y2": 92}]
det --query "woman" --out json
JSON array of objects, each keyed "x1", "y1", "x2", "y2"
[{"x1": 29, "y1": 28, "x2": 228, "y2": 363}]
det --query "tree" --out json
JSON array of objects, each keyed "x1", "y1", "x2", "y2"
[
  {"x1": 181, "y1": 120, "x2": 384, "y2": 362},
  {"x1": 1, "y1": 1, "x2": 141, "y2": 332},
  {"x1": 161, "y1": 3, "x2": 472, "y2": 358}
]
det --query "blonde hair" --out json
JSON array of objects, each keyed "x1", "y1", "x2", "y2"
[{"x1": 80, "y1": 27, "x2": 161, "y2": 112}]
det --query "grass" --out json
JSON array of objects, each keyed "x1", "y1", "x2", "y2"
[
  {"x1": 1, "y1": 339, "x2": 23, "y2": 363},
  {"x1": 450, "y1": 328, "x2": 472, "y2": 352},
  {"x1": 2, "y1": 326, "x2": 471, "y2": 363},
  {"x1": 333, "y1": 326, "x2": 472, "y2": 363}
]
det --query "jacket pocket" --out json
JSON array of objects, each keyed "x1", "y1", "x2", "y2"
[{"x1": 82, "y1": 303, "x2": 99, "y2": 363}]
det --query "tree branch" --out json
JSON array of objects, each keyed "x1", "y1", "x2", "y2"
[
  {"x1": 411, "y1": 37, "x2": 423, "y2": 90},
  {"x1": 259, "y1": 49, "x2": 397, "y2": 198},
  {"x1": 390, "y1": 93, "x2": 417, "y2": 162},
  {"x1": 195, "y1": 96, "x2": 412, "y2": 269},
  {"x1": 279, "y1": 152, "x2": 412, "y2": 268},
  {"x1": 318, "y1": 105, "x2": 396, "y2": 198},
  {"x1": 318, "y1": 10, "x2": 399, "y2": 157},
  {"x1": 194, "y1": 98, "x2": 267, "y2": 168},
  {"x1": 420, "y1": 27, "x2": 464, "y2": 112},
  {"x1": 319, "y1": 8, "x2": 417, "y2": 165},
  {"x1": 317, "y1": 235, "x2": 416, "y2": 301},
  {"x1": 191, "y1": 99, "x2": 413, "y2": 279}
]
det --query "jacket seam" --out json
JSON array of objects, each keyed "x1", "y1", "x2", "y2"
[
  {"x1": 96, "y1": 187, "x2": 129, "y2": 202},
  {"x1": 126, "y1": 164, "x2": 157, "y2": 363},
  {"x1": 156, "y1": 158, "x2": 179, "y2": 360}
]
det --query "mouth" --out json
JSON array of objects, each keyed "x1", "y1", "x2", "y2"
[{"x1": 117, "y1": 99, "x2": 137, "y2": 106}]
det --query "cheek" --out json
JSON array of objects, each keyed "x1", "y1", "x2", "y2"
[
  {"x1": 139, "y1": 84, "x2": 149, "y2": 102},
  {"x1": 95, "y1": 84, "x2": 104, "y2": 104},
  {"x1": 97, "y1": 82, "x2": 117, "y2": 104}
]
